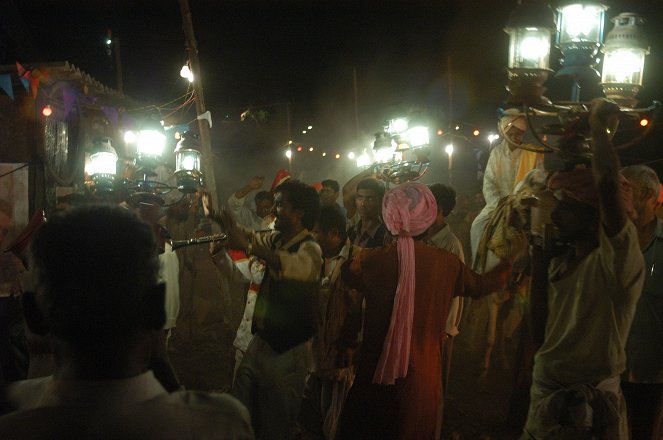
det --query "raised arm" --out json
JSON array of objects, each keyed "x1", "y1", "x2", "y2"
[{"x1": 589, "y1": 98, "x2": 626, "y2": 237}]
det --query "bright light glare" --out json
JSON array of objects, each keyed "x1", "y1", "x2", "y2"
[
  {"x1": 137, "y1": 130, "x2": 166, "y2": 157},
  {"x1": 407, "y1": 126, "x2": 430, "y2": 147},
  {"x1": 640, "y1": 118, "x2": 649, "y2": 127},
  {"x1": 302, "y1": 130, "x2": 307, "y2": 134},
  {"x1": 602, "y1": 49, "x2": 645, "y2": 85},
  {"x1": 520, "y1": 36, "x2": 549, "y2": 64},
  {"x1": 455, "y1": 125, "x2": 460, "y2": 130},
  {"x1": 88, "y1": 151, "x2": 117, "y2": 176},
  {"x1": 348, "y1": 152, "x2": 356, "y2": 159},
  {"x1": 307, "y1": 125, "x2": 313, "y2": 130},
  {"x1": 41, "y1": 105, "x2": 53, "y2": 117},
  {"x1": 106, "y1": 39, "x2": 112, "y2": 46},
  {"x1": 309, "y1": 147, "x2": 314, "y2": 152},
  {"x1": 473, "y1": 129, "x2": 480, "y2": 136},
  {"x1": 322, "y1": 152, "x2": 327, "y2": 157},
  {"x1": 445, "y1": 144, "x2": 454, "y2": 156},
  {"x1": 176, "y1": 150, "x2": 201, "y2": 172},
  {"x1": 375, "y1": 147, "x2": 394, "y2": 164},
  {"x1": 487, "y1": 133, "x2": 499, "y2": 143},
  {"x1": 180, "y1": 65, "x2": 194, "y2": 83},
  {"x1": 335, "y1": 153, "x2": 341, "y2": 159},
  {"x1": 356, "y1": 152, "x2": 371, "y2": 168},
  {"x1": 388, "y1": 118, "x2": 408, "y2": 134},
  {"x1": 285, "y1": 149, "x2": 292, "y2": 158},
  {"x1": 560, "y1": 4, "x2": 603, "y2": 42},
  {"x1": 124, "y1": 130, "x2": 137, "y2": 144}
]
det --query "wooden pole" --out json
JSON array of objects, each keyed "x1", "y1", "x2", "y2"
[{"x1": 179, "y1": 0, "x2": 218, "y2": 204}]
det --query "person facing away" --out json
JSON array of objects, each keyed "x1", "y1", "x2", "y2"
[
  {"x1": 523, "y1": 99, "x2": 645, "y2": 439},
  {"x1": 620, "y1": 164, "x2": 663, "y2": 440},
  {"x1": 214, "y1": 180, "x2": 323, "y2": 440},
  {"x1": 337, "y1": 182, "x2": 511, "y2": 440},
  {"x1": 228, "y1": 175, "x2": 275, "y2": 231},
  {"x1": 0, "y1": 204, "x2": 253, "y2": 440}
]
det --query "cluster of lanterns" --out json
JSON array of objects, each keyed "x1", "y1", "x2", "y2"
[
  {"x1": 369, "y1": 113, "x2": 432, "y2": 184},
  {"x1": 86, "y1": 119, "x2": 203, "y2": 203},
  {"x1": 505, "y1": 1, "x2": 650, "y2": 107}
]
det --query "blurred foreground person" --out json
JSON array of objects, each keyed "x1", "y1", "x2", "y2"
[
  {"x1": 337, "y1": 182, "x2": 511, "y2": 440},
  {"x1": 523, "y1": 100, "x2": 645, "y2": 439},
  {"x1": 620, "y1": 165, "x2": 663, "y2": 440},
  {"x1": 0, "y1": 204, "x2": 253, "y2": 439}
]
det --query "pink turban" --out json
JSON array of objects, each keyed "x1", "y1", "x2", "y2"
[{"x1": 373, "y1": 182, "x2": 437, "y2": 385}]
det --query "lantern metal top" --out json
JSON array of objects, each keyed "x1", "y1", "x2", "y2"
[{"x1": 603, "y1": 12, "x2": 649, "y2": 53}]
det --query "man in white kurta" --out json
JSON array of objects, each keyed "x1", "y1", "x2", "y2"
[{"x1": 471, "y1": 110, "x2": 543, "y2": 265}]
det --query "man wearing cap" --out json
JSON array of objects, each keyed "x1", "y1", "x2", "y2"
[
  {"x1": 471, "y1": 109, "x2": 543, "y2": 263},
  {"x1": 522, "y1": 100, "x2": 645, "y2": 439}
]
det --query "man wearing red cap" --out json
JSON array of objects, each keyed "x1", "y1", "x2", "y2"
[{"x1": 523, "y1": 100, "x2": 645, "y2": 439}]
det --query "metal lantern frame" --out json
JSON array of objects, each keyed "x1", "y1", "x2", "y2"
[{"x1": 502, "y1": 0, "x2": 660, "y2": 161}]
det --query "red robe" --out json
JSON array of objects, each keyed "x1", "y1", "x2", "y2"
[{"x1": 338, "y1": 241, "x2": 488, "y2": 440}]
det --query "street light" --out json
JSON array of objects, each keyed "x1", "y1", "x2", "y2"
[
  {"x1": 445, "y1": 143, "x2": 454, "y2": 185},
  {"x1": 601, "y1": 13, "x2": 649, "y2": 107}
]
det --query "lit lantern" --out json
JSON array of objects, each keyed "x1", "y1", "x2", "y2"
[
  {"x1": 406, "y1": 113, "x2": 430, "y2": 148},
  {"x1": 136, "y1": 117, "x2": 166, "y2": 171},
  {"x1": 601, "y1": 13, "x2": 649, "y2": 107},
  {"x1": 504, "y1": 0, "x2": 556, "y2": 105},
  {"x1": 88, "y1": 137, "x2": 118, "y2": 193},
  {"x1": 373, "y1": 131, "x2": 395, "y2": 164},
  {"x1": 388, "y1": 118, "x2": 408, "y2": 135},
  {"x1": 555, "y1": 2, "x2": 608, "y2": 86},
  {"x1": 174, "y1": 131, "x2": 203, "y2": 193}
]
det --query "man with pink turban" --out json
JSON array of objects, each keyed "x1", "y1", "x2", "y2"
[{"x1": 337, "y1": 181, "x2": 511, "y2": 440}]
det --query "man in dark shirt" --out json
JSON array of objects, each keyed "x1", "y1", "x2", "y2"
[{"x1": 347, "y1": 178, "x2": 390, "y2": 248}]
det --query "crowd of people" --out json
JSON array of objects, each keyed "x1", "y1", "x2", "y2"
[{"x1": 0, "y1": 99, "x2": 661, "y2": 439}]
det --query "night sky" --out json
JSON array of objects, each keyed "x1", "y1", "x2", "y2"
[{"x1": 4, "y1": 0, "x2": 663, "y2": 192}]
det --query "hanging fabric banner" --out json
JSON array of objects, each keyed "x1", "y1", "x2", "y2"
[{"x1": 0, "y1": 74, "x2": 13, "y2": 100}]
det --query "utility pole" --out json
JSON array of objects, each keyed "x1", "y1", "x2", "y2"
[
  {"x1": 178, "y1": 0, "x2": 218, "y2": 204},
  {"x1": 114, "y1": 36, "x2": 123, "y2": 94}
]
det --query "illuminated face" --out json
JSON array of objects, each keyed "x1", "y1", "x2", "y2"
[
  {"x1": 319, "y1": 186, "x2": 338, "y2": 207},
  {"x1": 356, "y1": 188, "x2": 381, "y2": 221}
]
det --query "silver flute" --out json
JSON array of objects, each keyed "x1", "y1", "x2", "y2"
[{"x1": 170, "y1": 233, "x2": 228, "y2": 250}]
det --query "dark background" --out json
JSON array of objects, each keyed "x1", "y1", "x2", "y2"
[{"x1": 3, "y1": 0, "x2": 663, "y2": 196}]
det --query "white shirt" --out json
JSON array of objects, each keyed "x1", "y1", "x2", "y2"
[
  {"x1": 534, "y1": 221, "x2": 645, "y2": 385},
  {"x1": 227, "y1": 193, "x2": 269, "y2": 232}
]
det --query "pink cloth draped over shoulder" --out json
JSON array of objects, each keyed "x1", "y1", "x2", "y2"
[{"x1": 373, "y1": 182, "x2": 437, "y2": 385}]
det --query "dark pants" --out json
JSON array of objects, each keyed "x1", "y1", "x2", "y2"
[{"x1": 622, "y1": 381, "x2": 663, "y2": 440}]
